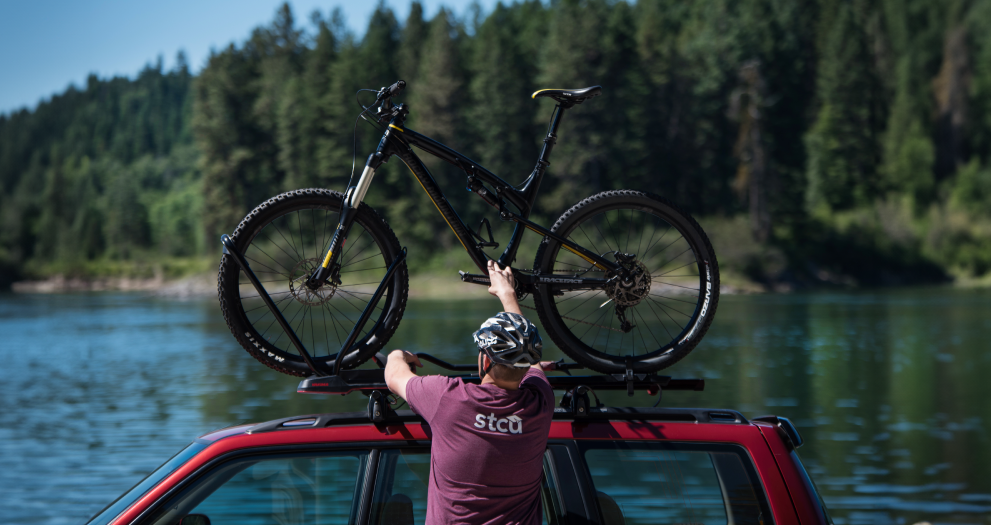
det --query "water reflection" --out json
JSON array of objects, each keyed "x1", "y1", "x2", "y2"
[{"x1": 0, "y1": 289, "x2": 989, "y2": 524}]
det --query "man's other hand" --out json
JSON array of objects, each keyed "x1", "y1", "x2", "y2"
[
  {"x1": 384, "y1": 349, "x2": 422, "y2": 401},
  {"x1": 532, "y1": 361, "x2": 556, "y2": 373}
]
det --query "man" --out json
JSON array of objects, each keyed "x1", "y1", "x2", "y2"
[{"x1": 384, "y1": 259, "x2": 555, "y2": 525}]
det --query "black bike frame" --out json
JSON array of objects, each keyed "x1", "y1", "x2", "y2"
[{"x1": 311, "y1": 103, "x2": 623, "y2": 292}]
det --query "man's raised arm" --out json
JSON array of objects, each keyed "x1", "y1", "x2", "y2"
[
  {"x1": 487, "y1": 260, "x2": 523, "y2": 315},
  {"x1": 487, "y1": 260, "x2": 558, "y2": 374}
]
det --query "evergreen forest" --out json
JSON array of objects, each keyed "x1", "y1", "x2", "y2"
[{"x1": 3, "y1": 0, "x2": 991, "y2": 290}]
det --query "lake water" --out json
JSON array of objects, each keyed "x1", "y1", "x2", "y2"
[{"x1": 1, "y1": 288, "x2": 990, "y2": 525}]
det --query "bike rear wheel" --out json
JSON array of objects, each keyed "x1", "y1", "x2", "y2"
[
  {"x1": 218, "y1": 188, "x2": 408, "y2": 376},
  {"x1": 533, "y1": 190, "x2": 718, "y2": 374}
]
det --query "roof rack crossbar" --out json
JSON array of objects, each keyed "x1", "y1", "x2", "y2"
[{"x1": 297, "y1": 353, "x2": 703, "y2": 397}]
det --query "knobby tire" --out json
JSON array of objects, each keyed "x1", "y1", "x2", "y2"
[
  {"x1": 218, "y1": 188, "x2": 408, "y2": 377},
  {"x1": 533, "y1": 190, "x2": 719, "y2": 374}
]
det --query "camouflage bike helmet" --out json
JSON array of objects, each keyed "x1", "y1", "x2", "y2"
[{"x1": 473, "y1": 312, "x2": 543, "y2": 374}]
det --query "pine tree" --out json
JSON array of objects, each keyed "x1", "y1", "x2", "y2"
[
  {"x1": 296, "y1": 9, "x2": 340, "y2": 187},
  {"x1": 397, "y1": 2, "x2": 428, "y2": 91},
  {"x1": 805, "y1": 2, "x2": 884, "y2": 211},
  {"x1": 467, "y1": 2, "x2": 539, "y2": 183},
  {"x1": 408, "y1": 9, "x2": 465, "y2": 150},
  {"x1": 194, "y1": 44, "x2": 261, "y2": 241},
  {"x1": 537, "y1": 0, "x2": 632, "y2": 212}
]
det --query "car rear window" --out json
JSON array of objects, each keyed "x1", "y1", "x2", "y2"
[{"x1": 579, "y1": 441, "x2": 773, "y2": 525}]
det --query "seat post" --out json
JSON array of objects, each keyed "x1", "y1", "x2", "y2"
[{"x1": 531, "y1": 105, "x2": 567, "y2": 185}]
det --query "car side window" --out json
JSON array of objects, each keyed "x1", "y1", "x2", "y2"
[
  {"x1": 369, "y1": 449, "x2": 431, "y2": 525},
  {"x1": 580, "y1": 442, "x2": 772, "y2": 525},
  {"x1": 369, "y1": 448, "x2": 567, "y2": 525},
  {"x1": 146, "y1": 451, "x2": 368, "y2": 525}
]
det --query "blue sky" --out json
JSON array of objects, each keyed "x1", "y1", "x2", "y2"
[{"x1": 0, "y1": 0, "x2": 499, "y2": 115}]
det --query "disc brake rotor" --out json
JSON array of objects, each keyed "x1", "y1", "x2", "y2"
[
  {"x1": 604, "y1": 258, "x2": 651, "y2": 307},
  {"x1": 289, "y1": 258, "x2": 337, "y2": 306}
]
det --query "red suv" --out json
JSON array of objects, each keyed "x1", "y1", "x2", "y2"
[{"x1": 87, "y1": 395, "x2": 832, "y2": 525}]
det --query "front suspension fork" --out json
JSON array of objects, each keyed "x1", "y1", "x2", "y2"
[{"x1": 307, "y1": 151, "x2": 388, "y2": 289}]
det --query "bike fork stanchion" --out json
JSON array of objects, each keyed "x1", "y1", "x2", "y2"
[
  {"x1": 221, "y1": 234, "x2": 327, "y2": 376},
  {"x1": 332, "y1": 247, "x2": 408, "y2": 375}
]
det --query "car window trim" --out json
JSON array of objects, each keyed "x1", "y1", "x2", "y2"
[
  {"x1": 547, "y1": 441, "x2": 594, "y2": 525},
  {"x1": 356, "y1": 448, "x2": 379, "y2": 525}
]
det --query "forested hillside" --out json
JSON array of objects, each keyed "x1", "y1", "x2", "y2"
[{"x1": 3, "y1": 0, "x2": 991, "y2": 289}]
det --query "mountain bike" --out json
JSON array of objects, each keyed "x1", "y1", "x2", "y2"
[{"x1": 218, "y1": 80, "x2": 719, "y2": 376}]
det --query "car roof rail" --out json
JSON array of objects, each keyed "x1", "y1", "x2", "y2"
[{"x1": 243, "y1": 405, "x2": 748, "y2": 435}]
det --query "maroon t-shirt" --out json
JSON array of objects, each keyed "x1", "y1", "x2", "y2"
[{"x1": 405, "y1": 368, "x2": 554, "y2": 525}]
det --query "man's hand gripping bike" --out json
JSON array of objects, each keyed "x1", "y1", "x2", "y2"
[{"x1": 218, "y1": 80, "x2": 719, "y2": 376}]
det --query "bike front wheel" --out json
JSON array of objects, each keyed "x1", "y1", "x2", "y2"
[
  {"x1": 533, "y1": 190, "x2": 719, "y2": 374},
  {"x1": 218, "y1": 188, "x2": 408, "y2": 376}
]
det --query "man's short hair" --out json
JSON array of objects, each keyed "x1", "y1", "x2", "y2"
[{"x1": 488, "y1": 362, "x2": 528, "y2": 382}]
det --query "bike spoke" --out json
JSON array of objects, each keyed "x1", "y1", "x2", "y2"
[
  {"x1": 636, "y1": 210, "x2": 648, "y2": 257},
  {"x1": 296, "y1": 211, "x2": 306, "y2": 261},
  {"x1": 241, "y1": 289, "x2": 294, "y2": 300},
  {"x1": 643, "y1": 299, "x2": 676, "y2": 342},
  {"x1": 340, "y1": 226, "x2": 368, "y2": 265},
  {"x1": 649, "y1": 293, "x2": 700, "y2": 306},
  {"x1": 554, "y1": 289, "x2": 595, "y2": 304},
  {"x1": 560, "y1": 290, "x2": 604, "y2": 318},
  {"x1": 643, "y1": 223, "x2": 672, "y2": 257},
  {"x1": 575, "y1": 225, "x2": 603, "y2": 257},
  {"x1": 246, "y1": 246, "x2": 293, "y2": 276},
  {"x1": 255, "y1": 294, "x2": 296, "y2": 338},
  {"x1": 652, "y1": 259, "x2": 697, "y2": 277},
  {"x1": 343, "y1": 251, "x2": 382, "y2": 268},
  {"x1": 651, "y1": 280, "x2": 699, "y2": 292},
  {"x1": 341, "y1": 266, "x2": 385, "y2": 273},
  {"x1": 649, "y1": 297, "x2": 693, "y2": 319},
  {"x1": 626, "y1": 209, "x2": 634, "y2": 253}
]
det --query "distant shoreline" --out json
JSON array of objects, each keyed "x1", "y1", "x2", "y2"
[
  {"x1": 11, "y1": 273, "x2": 217, "y2": 299},
  {"x1": 9, "y1": 272, "x2": 752, "y2": 298},
  {"x1": 8, "y1": 273, "x2": 500, "y2": 299}
]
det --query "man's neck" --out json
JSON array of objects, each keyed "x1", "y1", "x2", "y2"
[{"x1": 480, "y1": 375, "x2": 521, "y2": 391}]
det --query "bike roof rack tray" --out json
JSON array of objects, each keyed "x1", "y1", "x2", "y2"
[{"x1": 297, "y1": 352, "x2": 704, "y2": 423}]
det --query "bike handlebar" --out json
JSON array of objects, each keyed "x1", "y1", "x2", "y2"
[{"x1": 377, "y1": 80, "x2": 406, "y2": 102}]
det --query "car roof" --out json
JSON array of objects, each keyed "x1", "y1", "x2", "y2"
[{"x1": 197, "y1": 406, "x2": 752, "y2": 443}]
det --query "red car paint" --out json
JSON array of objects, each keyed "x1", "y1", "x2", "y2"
[{"x1": 103, "y1": 412, "x2": 829, "y2": 525}]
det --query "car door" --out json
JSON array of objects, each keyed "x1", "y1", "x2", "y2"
[
  {"x1": 134, "y1": 441, "x2": 571, "y2": 525},
  {"x1": 569, "y1": 440, "x2": 777, "y2": 525},
  {"x1": 135, "y1": 446, "x2": 373, "y2": 525}
]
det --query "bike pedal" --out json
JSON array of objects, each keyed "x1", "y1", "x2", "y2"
[{"x1": 459, "y1": 271, "x2": 491, "y2": 285}]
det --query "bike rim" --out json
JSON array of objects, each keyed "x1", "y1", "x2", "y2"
[{"x1": 546, "y1": 204, "x2": 705, "y2": 361}]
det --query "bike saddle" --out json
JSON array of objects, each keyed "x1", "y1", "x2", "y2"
[{"x1": 531, "y1": 86, "x2": 602, "y2": 105}]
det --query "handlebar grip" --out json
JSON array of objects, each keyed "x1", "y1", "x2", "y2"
[{"x1": 379, "y1": 80, "x2": 406, "y2": 100}]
